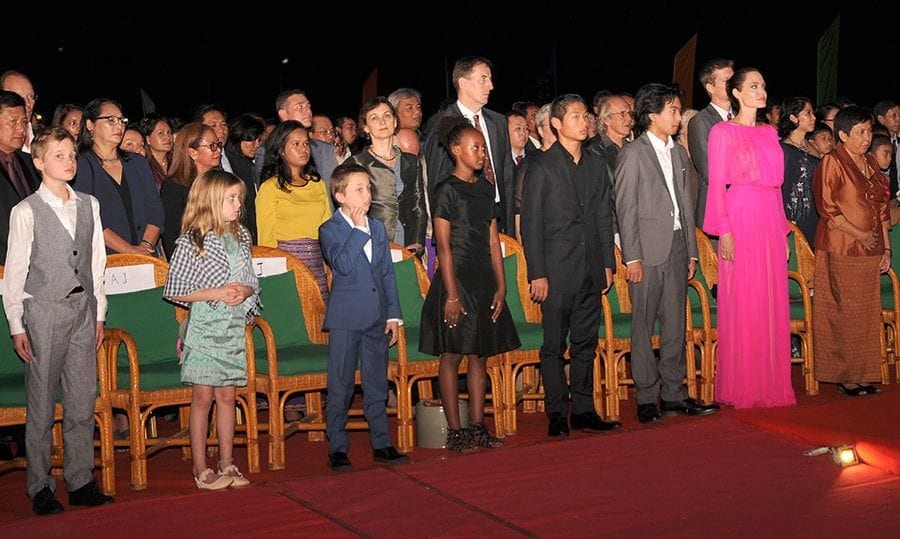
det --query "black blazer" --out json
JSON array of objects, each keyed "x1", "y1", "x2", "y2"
[
  {"x1": 521, "y1": 142, "x2": 615, "y2": 295},
  {"x1": 0, "y1": 150, "x2": 41, "y2": 264},
  {"x1": 225, "y1": 149, "x2": 259, "y2": 244},
  {"x1": 423, "y1": 103, "x2": 516, "y2": 236},
  {"x1": 73, "y1": 152, "x2": 164, "y2": 252},
  {"x1": 159, "y1": 178, "x2": 189, "y2": 257}
]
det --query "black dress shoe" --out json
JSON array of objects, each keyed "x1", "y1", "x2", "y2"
[
  {"x1": 68, "y1": 479, "x2": 114, "y2": 507},
  {"x1": 858, "y1": 384, "x2": 882, "y2": 395},
  {"x1": 328, "y1": 451, "x2": 353, "y2": 471},
  {"x1": 837, "y1": 384, "x2": 865, "y2": 397},
  {"x1": 570, "y1": 412, "x2": 622, "y2": 432},
  {"x1": 637, "y1": 403, "x2": 662, "y2": 423},
  {"x1": 547, "y1": 416, "x2": 570, "y2": 438},
  {"x1": 659, "y1": 398, "x2": 720, "y2": 417},
  {"x1": 373, "y1": 446, "x2": 410, "y2": 465},
  {"x1": 33, "y1": 486, "x2": 64, "y2": 516}
]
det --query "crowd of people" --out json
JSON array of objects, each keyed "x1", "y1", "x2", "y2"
[{"x1": 1, "y1": 56, "x2": 898, "y2": 513}]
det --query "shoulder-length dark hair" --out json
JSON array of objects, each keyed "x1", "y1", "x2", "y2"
[
  {"x1": 51, "y1": 103, "x2": 83, "y2": 127},
  {"x1": 260, "y1": 120, "x2": 320, "y2": 191},
  {"x1": 632, "y1": 83, "x2": 683, "y2": 137},
  {"x1": 78, "y1": 97, "x2": 126, "y2": 154},
  {"x1": 226, "y1": 113, "x2": 266, "y2": 155},
  {"x1": 777, "y1": 97, "x2": 813, "y2": 139}
]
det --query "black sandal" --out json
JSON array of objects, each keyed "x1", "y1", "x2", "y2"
[
  {"x1": 469, "y1": 422, "x2": 504, "y2": 449},
  {"x1": 445, "y1": 428, "x2": 477, "y2": 453},
  {"x1": 858, "y1": 384, "x2": 882, "y2": 395},
  {"x1": 837, "y1": 384, "x2": 865, "y2": 397}
]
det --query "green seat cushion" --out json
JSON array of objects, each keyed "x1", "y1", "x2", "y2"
[
  {"x1": 610, "y1": 312, "x2": 660, "y2": 339},
  {"x1": 256, "y1": 343, "x2": 329, "y2": 376},
  {"x1": 503, "y1": 256, "x2": 529, "y2": 324},
  {"x1": 256, "y1": 271, "x2": 310, "y2": 349},
  {"x1": 516, "y1": 322, "x2": 544, "y2": 351},
  {"x1": 882, "y1": 275, "x2": 895, "y2": 310},
  {"x1": 393, "y1": 258, "x2": 425, "y2": 330},
  {"x1": 687, "y1": 285, "x2": 717, "y2": 329},
  {"x1": 0, "y1": 372, "x2": 26, "y2": 407},
  {"x1": 116, "y1": 348, "x2": 182, "y2": 391},
  {"x1": 789, "y1": 299, "x2": 807, "y2": 320},
  {"x1": 390, "y1": 326, "x2": 436, "y2": 363}
]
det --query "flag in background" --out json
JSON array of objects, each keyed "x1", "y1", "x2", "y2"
[
  {"x1": 673, "y1": 34, "x2": 697, "y2": 108},
  {"x1": 817, "y1": 16, "x2": 840, "y2": 105}
]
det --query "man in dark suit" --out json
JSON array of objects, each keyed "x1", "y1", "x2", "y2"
[
  {"x1": 521, "y1": 94, "x2": 620, "y2": 437},
  {"x1": 874, "y1": 100, "x2": 900, "y2": 198},
  {"x1": 423, "y1": 57, "x2": 516, "y2": 236},
  {"x1": 688, "y1": 58, "x2": 733, "y2": 228},
  {"x1": 0, "y1": 91, "x2": 40, "y2": 264},
  {"x1": 616, "y1": 83, "x2": 720, "y2": 424}
]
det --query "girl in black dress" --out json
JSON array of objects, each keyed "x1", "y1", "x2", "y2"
[{"x1": 419, "y1": 119, "x2": 520, "y2": 452}]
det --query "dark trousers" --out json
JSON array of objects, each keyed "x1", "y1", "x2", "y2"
[
  {"x1": 325, "y1": 323, "x2": 391, "y2": 453},
  {"x1": 628, "y1": 229, "x2": 689, "y2": 405},
  {"x1": 540, "y1": 275, "x2": 602, "y2": 418}
]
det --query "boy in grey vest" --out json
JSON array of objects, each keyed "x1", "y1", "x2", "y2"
[{"x1": 1, "y1": 127, "x2": 113, "y2": 515}]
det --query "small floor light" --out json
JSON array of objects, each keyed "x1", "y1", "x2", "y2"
[
  {"x1": 831, "y1": 445, "x2": 859, "y2": 467},
  {"x1": 803, "y1": 445, "x2": 861, "y2": 468}
]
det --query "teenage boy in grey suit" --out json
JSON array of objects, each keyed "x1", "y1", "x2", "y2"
[{"x1": 616, "y1": 83, "x2": 719, "y2": 424}]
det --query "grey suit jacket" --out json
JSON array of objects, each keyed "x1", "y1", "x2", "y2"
[
  {"x1": 687, "y1": 104, "x2": 723, "y2": 228},
  {"x1": 615, "y1": 132, "x2": 698, "y2": 267}
]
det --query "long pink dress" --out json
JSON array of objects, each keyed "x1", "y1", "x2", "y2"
[{"x1": 704, "y1": 122, "x2": 796, "y2": 409}]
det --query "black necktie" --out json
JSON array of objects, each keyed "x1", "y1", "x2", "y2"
[{"x1": 5, "y1": 155, "x2": 30, "y2": 199}]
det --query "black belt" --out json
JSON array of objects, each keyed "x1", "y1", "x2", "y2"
[{"x1": 66, "y1": 285, "x2": 85, "y2": 298}]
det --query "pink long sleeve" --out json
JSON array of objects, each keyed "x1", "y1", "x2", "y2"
[{"x1": 703, "y1": 123, "x2": 731, "y2": 236}]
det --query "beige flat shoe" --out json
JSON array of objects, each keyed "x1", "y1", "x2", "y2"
[
  {"x1": 218, "y1": 463, "x2": 250, "y2": 488},
  {"x1": 194, "y1": 468, "x2": 233, "y2": 490}
]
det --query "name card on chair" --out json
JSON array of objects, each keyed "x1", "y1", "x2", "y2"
[
  {"x1": 104, "y1": 264, "x2": 156, "y2": 295},
  {"x1": 252, "y1": 257, "x2": 287, "y2": 277},
  {"x1": 390, "y1": 249, "x2": 404, "y2": 263}
]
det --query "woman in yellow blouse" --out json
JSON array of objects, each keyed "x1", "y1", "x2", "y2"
[{"x1": 256, "y1": 121, "x2": 332, "y2": 299}]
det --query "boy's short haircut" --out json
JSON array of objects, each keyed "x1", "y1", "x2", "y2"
[
  {"x1": 870, "y1": 133, "x2": 892, "y2": 152},
  {"x1": 31, "y1": 126, "x2": 75, "y2": 160},
  {"x1": 806, "y1": 122, "x2": 833, "y2": 141},
  {"x1": 330, "y1": 162, "x2": 371, "y2": 197}
]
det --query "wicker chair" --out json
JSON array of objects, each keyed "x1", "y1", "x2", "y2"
[
  {"x1": 0, "y1": 265, "x2": 116, "y2": 495},
  {"x1": 787, "y1": 222, "x2": 818, "y2": 394},
  {"x1": 103, "y1": 254, "x2": 260, "y2": 489},
  {"x1": 496, "y1": 234, "x2": 546, "y2": 435},
  {"x1": 389, "y1": 244, "x2": 505, "y2": 451},
  {"x1": 882, "y1": 225, "x2": 900, "y2": 383},
  {"x1": 692, "y1": 229, "x2": 720, "y2": 403},
  {"x1": 249, "y1": 246, "x2": 334, "y2": 470}
]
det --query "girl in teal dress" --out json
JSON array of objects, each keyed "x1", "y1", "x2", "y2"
[{"x1": 164, "y1": 170, "x2": 259, "y2": 490}]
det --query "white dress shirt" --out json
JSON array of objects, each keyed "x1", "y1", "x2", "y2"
[
  {"x1": 646, "y1": 131, "x2": 681, "y2": 231},
  {"x1": 2, "y1": 183, "x2": 107, "y2": 335},
  {"x1": 220, "y1": 151, "x2": 233, "y2": 173},
  {"x1": 711, "y1": 102, "x2": 732, "y2": 122},
  {"x1": 456, "y1": 101, "x2": 501, "y2": 203}
]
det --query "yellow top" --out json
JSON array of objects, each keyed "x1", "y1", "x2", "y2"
[{"x1": 255, "y1": 176, "x2": 332, "y2": 246}]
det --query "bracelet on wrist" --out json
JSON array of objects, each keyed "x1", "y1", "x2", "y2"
[
  {"x1": 446, "y1": 297, "x2": 460, "y2": 303},
  {"x1": 140, "y1": 239, "x2": 153, "y2": 247}
]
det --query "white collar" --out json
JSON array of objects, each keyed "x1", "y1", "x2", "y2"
[{"x1": 646, "y1": 130, "x2": 674, "y2": 151}]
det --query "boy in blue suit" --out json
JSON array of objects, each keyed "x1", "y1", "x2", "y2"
[{"x1": 319, "y1": 163, "x2": 409, "y2": 470}]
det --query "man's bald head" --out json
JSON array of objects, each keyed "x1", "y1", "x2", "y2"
[{"x1": 395, "y1": 128, "x2": 420, "y2": 155}]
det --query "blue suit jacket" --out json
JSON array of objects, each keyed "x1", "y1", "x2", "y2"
[{"x1": 319, "y1": 211, "x2": 401, "y2": 331}]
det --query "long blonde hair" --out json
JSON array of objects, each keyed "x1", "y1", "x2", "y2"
[{"x1": 181, "y1": 169, "x2": 246, "y2": 255}]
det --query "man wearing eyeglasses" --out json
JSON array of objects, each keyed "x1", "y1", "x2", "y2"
[
  {"x1": 1, "y1": 71, "x2": 37, "y2": 154},
  {"x1": 586, "y1": 94, "x2": 635, "y2": 189},
  {"x1": 195, "y1": 105, "x2": 233, "y2": 174},
  {"x1": 0, "y1": 91, "x2": 39, "y2": 264}
]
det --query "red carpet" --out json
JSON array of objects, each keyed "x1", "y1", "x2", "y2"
[
  {"x1": 737, "y1": 386, "x2": 900, "y2": 475},
  {"x1": 4, "y1": 367, "x2": 900, "y2": 535},
  {"x1": 5, "y1": 415, "x2": 899, "y2": 537}
]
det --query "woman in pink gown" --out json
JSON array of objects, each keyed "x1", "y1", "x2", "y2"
[{"x1": 703, "y1": 68, "x2": 796, "y2": 409}]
